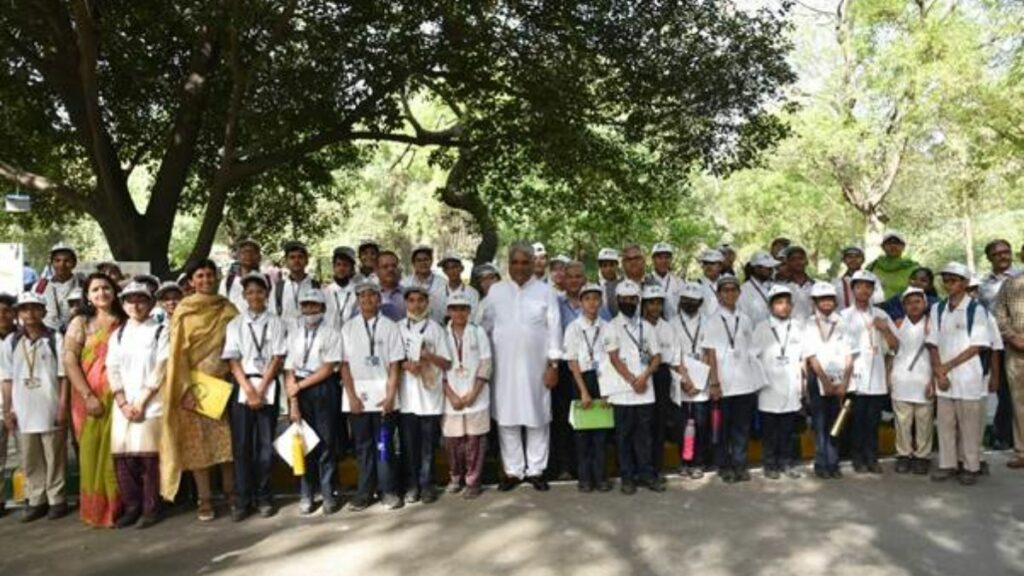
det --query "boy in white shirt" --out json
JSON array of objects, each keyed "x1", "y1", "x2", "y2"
[
  {"x1": 439, "y1": 250, "x2": 481, "y2": 320},
  {"x1": 804, "y1": 282, "x2": 853, "y2": 479},
  {"x1": 889, "y1": 287, "x2": 935, "y2": 476},
  {"x1": 222, "y1": 273, "x2": 288, "y2": 520},
  {"x1": 274, "y1": 241, "x2": 320, "y2": 321},
  {"x1": 738, "y1": 251, "x2": 779, "y2": 326},
  {"x1": 399, "y1": 285, "x2": 452, "y2": 505},
  {"x1": 564, "y1": 283, "x2": 612, "y2": 492},
  {"x1": 605, "y1": 281, "x2": 665, "y2": 494},
  {"x1": 1, "y1": 292, "x2": 69, "y2": 522},
  {"x1": 107, "y1": 282, "x2": 169, "y2": 528},
  {"x1": 705, "y1": 274, "x2": 758, "y2": 483},
  {"x1": 642, "y1": 284, "x2": 678, "y2": 478},
  {"x1": 839, "y1": 270, "x2": 898, "y2": 474},
  {"x1": 752, "y1": 285, "x2": 807, "y2": 480},
  {"x1": 284, "y1": 289, "x2": 342, "y2": 516},
  {"x1": 442, "y1": 292, "x2": 493, "y2": 499},
  {"x1": 322, "y1": 246, "x2": 361, "y2": 331},
  {"x1": 342, "y1": 281, "x2": 406, "y2": 511},
  {"x1": 671, "y1": 283, "x2": 713, "y2": 479},
  {"x1": 928, "y1": 263, "x2": 991, "y2": 485}
]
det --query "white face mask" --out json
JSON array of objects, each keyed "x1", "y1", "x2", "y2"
[{"x1": 304, "y1": 313, "x2": 324, "y2": 327}]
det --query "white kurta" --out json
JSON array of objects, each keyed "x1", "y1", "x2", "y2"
[{"x1": 480, "y1": 278, "x2": 562, "y2": 427}]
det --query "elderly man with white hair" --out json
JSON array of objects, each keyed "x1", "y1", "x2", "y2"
[{"x1": 479, "y1": 242, "x2": 562, "y2": 491}]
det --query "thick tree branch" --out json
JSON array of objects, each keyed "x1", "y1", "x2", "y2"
[{"x1": 0, "y1": 160, "x2": 91, "y2": 212}]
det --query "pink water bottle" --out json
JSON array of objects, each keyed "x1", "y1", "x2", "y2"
[
  {"x1": 682, "y1": 418, "x2": 696, "y2": 462},
  {"x1": 711, "y1": 402, "x2": 723, "y2": 445}
]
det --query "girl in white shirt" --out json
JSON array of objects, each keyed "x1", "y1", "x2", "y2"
[
  {"x1": 889, "y1": 287, "x2": 934, "y2": 475},
  {"x1": 804, "y1": 282, "x2": 853, "y2": 479}
]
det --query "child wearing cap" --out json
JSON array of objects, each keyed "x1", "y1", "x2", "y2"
[
  {"x1": 406, "y1": 244, "x2": 448, "y2": 323},
  {"x1": 222, "y1": 273, "x2": 288, "y2": 520},
  {"x1": 642, "y1": 284, "x2": 679, "y2": 477},
  {"x1": 274, "y1": 241, "x2": 320, "y2": 322},
  {"x1": 697, "y1": 250, "x2": 724, "y2": 317},
  {"x1": 399, "y1": 285, "x2": 452, "y2": 504},
  {"x1": 34, "y1": 243, "x2": 82, "y2": 333},
  {"x1": 284, "y1": 289, "x2": 342, "y2": 515},
  {"x1": 439, "y1": 250, "x2": 481, "y2": 321},
  {"x1": 323, "y1": 246, "x2": 361, "y2": 331},
  {"x1": 928, "y1": 263, "x2": 992, "y2": 485},
  {"x1": 889, "y1": 287, "x2": 935, "y2": 476},
  {"x1": 341, "y1": 281, "x2": 406, "y2": 511},
  {"x1": 650, "y1": 243, "x2": 682, "y2": 320},
  {"x1": 1, "y1": 292, "x2": 68, "y2": 522},
  {"x1": 605, "y1": 281, "x2": 665, "y2": 494},
  {"x1": 155, "y1": 282, "x2": 184, "y2": 322},
  {"x1": 839, "y1": 271, "x2": 898, "y2": 474},
  {"x1": 106, "y1": 282, "x2": 170, "y2": 528},
  {"x1": 752, "y1": 285, "x2": 808, "y2": 479},
  {"x1": 834, "y1": 246, "x2": 884, "y2": 310},
  {"x1": 442, "y1": 292, "x2": 493, "y2": 498},
  {"x1": 219, "y1": 239, "x2": 265, "y2": 314},
  {"x1": 804, "y1": 282, "x2": 853, "y2": 479},
  {"x1": 704, "y1": 275, "x2": 758, "y2": 483},
  {"x1": 739, "y1": 251, "x2": 778, "y2": 326},
  {"x1": 671, "y1": 283, "x2": 713, "y2": 479}
]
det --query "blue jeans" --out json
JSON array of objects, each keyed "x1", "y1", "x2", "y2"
[{"x1": 807, "y1": 374, "x2": 841, "y2": 472}]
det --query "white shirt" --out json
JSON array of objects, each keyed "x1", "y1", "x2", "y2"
[
  {"x1": 223, "y1": 311, "x2": 288, "y2": 404},
  {"x1": 604, "y1": 314, "x2": 659, "y2": 406},
  {"x1": 803, "y1": 312, "x2": 851, "y2": 396},
  {"x1": 107, "y1": 318, "x2": 170, "y2": 418},
  {"x1": 404, "y1": 272, "x2": 448, "y2": 323},
  {"x1": 738, "y1": 278, "x2": 772, "y2": 326},
  {"x1": 703, "y1": 307, "x2": 758, "y2": 397},
  {"x1": 671, "y1": 311, "x2": 709, "y2": 403},
  {"x1": 341, "y1": 313, "x2": 404, "y2": 413},
  {"x1": 839, "y1": 305, "x2": 897, "y2": 395},
  {"x1": 890, "y1": 316, "x2": 932, "y2": 403},
  {"x1": 784, "y1": 278, "x2": 816, "y2": 321},
  {"x1": 284, "y1": 320, "x2": 342, "y2": 378},
  {"x1": 752, "y1": 316, "x2": 806, "y2": 413},
  {"x1": 650, "y1": 272, "x2": 683, "y2": 319},
  {"x1": 399, "y1": 317, "x2": 451, "y2": 416},
  {"x1": 0, "y1": 330, "x2": 65, "y2": 433},
  {"x1": 274, "y1": 274, "x2": 318, "y2": 322},
  {"x1": 698, "y1": 277, "x2": 720, "y2": 317},
  {"x1": 563, "y1": 315, "x2": 608, "y2": 372},
  {"x1": 322, "y1": 278, "x2": 360, "y2": 331},
  {"x1": 39, "y1": 275, "x2": 80, "y2": 332},
  {"x1": 440, "y1": 282, "x2": 481, "y2": 319},
  {"x1": 479, "y1": 278, "x2": 562, "y2": 427},
  {"x1": 926, "y1": 297, "x2": 991, "y2": 400},
  {"x1": 834, "y1": 274, "x2": 885, "y2": 310},
  {"x1": 444, "y1": 323, "x2": 492, "y2": 415},
  {"x1": 218, "y1": 270, "x2": 269, "y2": 316}
]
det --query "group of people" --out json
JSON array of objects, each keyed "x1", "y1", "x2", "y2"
[{"x1": 3, "y1": 231, "x2": 1024, "y2": 528}]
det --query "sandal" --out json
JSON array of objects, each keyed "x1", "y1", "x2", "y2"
[{"x1": 197, "y1": 499, "x2": 215, "y2": 522}]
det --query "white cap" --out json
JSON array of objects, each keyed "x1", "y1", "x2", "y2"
[
  {"x1": 810, "y1": 281, "x2": 838, "y2": 299},
  {"x1": 581, "y1": 283, "x2": 602, "y2": 297},
  {"x1": 533, "y1": 242, "x2": 547, "y2": 257},
  {"x1": 841, "y1": 245, "x2": 865, "y2": 257},
  {"x1": 66, "y1": 287, "x2": 83, "y2": 302},
  {"x1": 155, "y1": 281, "x2": 183, "y2": 299},
  {"x1": 15, "y1": 292, "x2": 47, "y2": 309},
  {"x1": 781, "y1": 245, "x2": 806, "y2": 259},
  {"x1": 402, "y1": 284, "x2": 430, "y2": 298},
  {"x1": 768, "y1": 284, "x2": 793, "y2": 300},
  {"x1": 850, "y1": 270, "x2": 878, "y2": 285},
  {"x1": 969, "y1": 275, "x2": 982, "y2": 289},
  {"x1": 357, "y1": 238, "x2": 380, "y2": 251},
  {"x1": 716, "y1": 274, "x2": 740, "y2": 290},
  {"x1": 49, "y1": 242, "x2": 77, "y2": 259},
  {"x1": 652, "y1": 242, "x2": 674, "y2": 256},
  {"x1": 299, "y1": 289, "x2": 326, "y2": 305},
  {"x1": 616, "y1": 280, "x2": 641, "y2": 298},
  {"x1": 882, "y1": 231, "x2": 907, "y2": 245},
  {"x1": 940, "y1": 262, "x2": 970, "y2": 279},
  {"x1": 446, "y1": 291, "x2": 472, "y2": 308},
  {"x1": 240, "y1": 271, "x2": 269, "y2": 291},
  {"x1": 550, "y1": 254, "x2": 571, "y2": 266},
  {"x1": 354, "y1": 280, "x2": 381, "y2": 295},
  {"x1": 679, "y1": 282, "x2": 704, "y2": 301},
  {"x1": 411, "y1": 243, "x2": 433, "y2": 258},
  {"x1": 597, "y1": 248, "x2": 620, "y2": 262},
  {"x1": 120, "y1": 281, "x2": 153, "y2": 301},
  {"x1": 439, "y1": 250, "x2": 463, "y2": 266},
  {"x1": 901, "y1": 286, "x2": 926, "y2": 300},
  {"x1": 698, "y1": 249, "x2": 724, "y2": 264},
  {"x1": 472, "y1": 263, "x2": 500, "y2": 278},
  {"x1": 749, "y1": 251, "x2": 780, "y2": 268},
  {"x1": 642, "y1": 284, "x2": 666, "y2": 301}
]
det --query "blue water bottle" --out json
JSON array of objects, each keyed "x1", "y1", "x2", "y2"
[{"x1": 378, "y1": 423, "x2": 390, "y2": 462}]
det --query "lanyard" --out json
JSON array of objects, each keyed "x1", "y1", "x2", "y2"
[
  {"x1": 857, "y1": 307, "x2": 876, "y2": 349},
  {"x1": 770, "y1": 319, "x2": 792, "y2": 358},
  {"x1": 907, "y1": 315, "x2": 931, "y2": 370},
  {"x1": 302, "y1": 324, "x2": 319, "y2": 369},
  {"x1": 451, "y1": 325, "x2": 468, "y2": 366},
  {"x1": 843, "y1": 276, "x2": 853, "y2": 307},
  {"x1": 20, "y1": 337, "x2": 39, "y2": 380},
  {"x1": 247, "y1": 320, "x2": 269, "y2": 361},
  {"x1": 657, "y1": 273, "x2": 672, "y2": 293},
  {"x1": 721, "y1": 314, "x2": 740, "y2": 349},
  {"x1": 623, "y1": 318, "x2": 645, "y2": 355},
  {"x1": 364, "y1": 314, "x2": 379, "y2": 357},
  {"x1": 406, "y1": 317, "x2": 429, "y2": 335},
  {"x1": 749, "y1": 280, "x2": 770, "y2": 304},
  {"x1": 815, "y1": 314, "x2": 837, "y2": 343},
  {"x1": 678, "y1": 314, "x2": 702, "y2": 355},
  {"x1": 333, "y1": 290, "x2": 351, "y2": 324},
  {"x1": 582, "y1": 322, "x2": 601, "y2": 361}
]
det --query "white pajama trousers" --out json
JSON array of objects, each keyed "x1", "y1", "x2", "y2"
[{"x1": 498, "y1": 424, "x2": 550, "y2": 479}]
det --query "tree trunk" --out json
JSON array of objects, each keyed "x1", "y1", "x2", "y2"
[
  {"x1": 437, "y1": 150, "x2": 500, "y2": 265},
  {"x1": 863, "y1": 209, "x2": 886, "y2": 262},
  {"x1": 964, "y1": 215, "x2": 975, "y2": 272}
]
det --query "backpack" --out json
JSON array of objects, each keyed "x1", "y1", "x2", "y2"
[
  {"x1": 936, "y1": 298, "x2": 981, "y2": 336},
  {"x1": 116, "y1": 322, "x2": 164, "y2": 346},
  {"x1": 274, "y1": 277, "x2": 320, "y2": 312},
  {"x1": 10, "y1": 329, "x2": 58, "y2": 367}
]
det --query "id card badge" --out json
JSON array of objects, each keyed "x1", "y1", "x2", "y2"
[
  {"x1": 454, "y1": 365, "x2": 469, "y2": 378},
  {"x1": 23, "y1": 377, "x2": 40, "y2": 389},
  {"x1": 731, "y1": 348, "x2": 743, "y2": 359},
  {"x1": 640, "y1": 351, "x2": 651, "y2": 367},
  {"x1": 776, "y1": 356, "x2": 790, "y2": 367},
  {"x1": 365, "y1": 355, "x2": 381, "y2": 368},
  {"x1": 590, "y1": 360, "x2": 600, "y2": 373},
  {"x1": 253, "y1": 357, "x2": 266, "y2": 372}
]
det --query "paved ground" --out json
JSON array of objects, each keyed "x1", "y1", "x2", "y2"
[{"x1": 1, "y1": 453, "x2": 1022, "y2": 576}]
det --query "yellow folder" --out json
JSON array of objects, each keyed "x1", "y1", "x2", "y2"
[{"x1": 189, "y1": 370, "x2": 233, "y2": 420}]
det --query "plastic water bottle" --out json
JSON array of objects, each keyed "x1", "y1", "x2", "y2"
[
  {"x1": 682, "y1": 418, "x2": 696, "y2": 462},
  {"x1": 378, "y1": 423, "x2": 390, "y2": 462},
  {"x1": 711, "y1": 402, "x2": 723, "y2": 445}
]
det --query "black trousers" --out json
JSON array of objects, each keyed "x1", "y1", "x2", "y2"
[
  {"x1": 297, "y1": 378, "x2": 339, "y2": 503},
  {"x1": 549, "y1": 361, "x2": 577, "y2": 478},
  {"x1": 808, "y1": 374, "x2": 842, "y2": 472},
  {"x1": 851, "y1": 394, "x2": 886, "y2": 466},
  {"x1": 761, "y1": 411, "x2": 798, "y2": 471},
  {"x1": 229, "y1": 382, "x2": 278, "y2": 509},
  {"x1": 995, "y1": 353, "x2": 1014, "y2": 446},
  {"x1": 614, "y1": 404, "x2": 656, "y2": 482},
  {"x1": 714, "y1": 393, "x2": 756, "y2": 472},
  {"x1": 350, "y1": 412, "x2": 398, "y2": 498},
  {"x1": 575, "y1": 371, "x2": 608, "y2": 484},
  {"x1": 651, "y1": 365, "x2": 678, "y2": 472},
  {"x1": 680, "y1": 401, "x2": 711, "y2": 467},
  {"x1": 399, "y1": 413, "x2": 441, "y2": 492}
]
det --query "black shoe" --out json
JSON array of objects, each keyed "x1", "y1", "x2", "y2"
[
  {"x1": 577, "y1": 482, "x2": 594, "y2": 493},
  {"x1": 620, "y1": 479, "x2": 637, "y2": 495},
  {"x1": 736, "y1": 470, "x2": 751, "y2": 482},
  {"x1": 346, "y1": 495, "x2": 373, "y2": 512},
  {"x1": 829, "y1": 469, "x2": 843, "y2": 479},
  {"x1": 116, "y1": 510, "x2": 141, "y2": 529},
  {"x1": 853, "y1": 463, "x2": 868, "y2": 474},
  {"x1": 814, "y1": 469, "x2": 829, "y2": 479},
  {"x1": 526, "y1": 476, "x2": 550, "y2": 492},
  {"x1": 912, "y1": 458, "x2": 930, "y2": 475},
  {"x1": 404, "y1": 490, "x2": 420, "y2": 504},
  {"x1": 958, "y1": 470, "x2": 980, "y2": 486},
  {"x1": 47, "y1": 502, "x2": 68, "y2": 520},
  {"x1": 931, "y1": 468, "x2": 955, "y2": 482},
  {"x1": 322, "y1": 498, "x2": 341, "y2": 515},
  {"x1": 21, "y1": 505, "x2": 47, "y2": 523},
  {"x1": 866, "y1": 462, "x2": 883, "y2": 475},
  {"x1": 462, "y1": 485, "x2": 483, "y2": 499},
  {"x1": 498, "y1": 477, "x2": 522, "y2": 492},
  {"x1": 382, "y1": 493, "x2": 405, "y2": 510},
  {"x1": 137, "y1": 513, "x2": 161, "y2": 529},
  {"x1": 596, "y1": 480, "x2": 614, "y2": 492},
  {"x1": 894, "y1": 458, "x2": 911, "y2": 474},
  {"x1": 420, "y1": 487, "x2": 438, "y2": 504},
  {"x1": 765, "y1": 468, "x2": 781, "y2": 480},
  {"x1": 980, "y1": 461, "x2": 990, "y2": 476},
  {"x1": 0, "y1": 501, "x2": 6, "y2": 518},
  {"x1": 641, "y1": 478, "x2": 666, "y2": 493},
  {"x1": 231, "y1": 506, "x2": 252, "y2": 523},
  {"x1": 257, "y1": 503, "x2": 277, "y2": 518},
  {"x1": 720, "y1": 469, "x2": 737, "y2": 484}
]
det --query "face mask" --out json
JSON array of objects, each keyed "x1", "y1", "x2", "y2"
[
  {"x1": 618, "y1": 302, "x2": 638, "y2": 318},
  {"x1": 407, "y1": 309, "x2": 429, "y2": 322},
  {"x1": 304, "y1": 313, "x2": 324, "y2": 327},
  {"x1": 680, "y1": 302, "x2": 702, "y2": 316}
]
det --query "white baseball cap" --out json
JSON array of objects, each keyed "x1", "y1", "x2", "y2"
[
  {"x1": 810, "y1": 281, "x2": 838, "y2": 299},
  {"x1": 299, "y1": 289, "x2": 326, "y2": 305},
  {"x1": 446, "y1": 291, "x2": 473, "y2": 308},
  {"x1": 354, "y1": 280, "x2": 381, "y2": 295},
  {"x1": 533, "y1": 242, "x2": 547, "y2": 257},
  {"x1": 716, "y1": 274, "x2": 740, "y2": 290},
  {"x1": 15, "y1": 292, "x2": 46, "y2": 309},
  {"x1": 940, "y1": 262, "x2": 970, "y2": 279},
  {"x1": 597, "y1": 248, "x2": 620, "y2": 262},
  {"x1": 749, "y1": 251, "x2": 780, "y2": 269},
  {"x1": 679, "y1": 282, "x2": 704, "y2": 301},
  {"x1": 882, "y1": 231, "x2": 907, "y2": 245},
  {"x1": 652, "y1": 242, "x2": 674, "y2": 256},
  {"x1": 616, "y1": 280, "x2": 641, "y2": 298},
  {"x1": 439, "y1": 250, "x2": 463, "y2": 267},
  {"x1": 841, "y1": 245, "x2": 865, "y2": 257},
  {"x1": 901, "y1": 286, "x2": 926, "y2": 301},
  {"x1": 581, "y1": 283, "x2": 603, "y2": 297},
  {"x1": 698, "y1": 249, "x2": 724, "y2": 264},
  {"x1": 850, "y1": 270, "x2": 878, "y2": 285},
  {"x1": 642, "y1": 284, "x2": 666, "y2": 301},
  {"x1": 768, "y1": 284, "x2": 792, "y2": 300},
  {"x1": 120, "y1": 281, "x2": 153, "y2": 301}
]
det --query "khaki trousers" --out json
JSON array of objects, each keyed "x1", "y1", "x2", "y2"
[
  {"x1": 20, "y1": 431, "x2": 66, "y2": 506},
  {"x1": 936, "y1": 397, "x2": 983, "y2": 473},
  {"x1": 892, "y1": 400, "x2": 934, "y2": 458},
  {"x1": 1004, "y1": 349, "x2": 1024, "y2": 457}
]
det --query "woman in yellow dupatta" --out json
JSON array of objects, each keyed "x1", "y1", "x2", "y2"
[
  {"x1": 63, "y1": 273, "x2": 124, "y2": 527},
  {"x1": 160, "y1": 259, "x2": 238, "y2": 521}
]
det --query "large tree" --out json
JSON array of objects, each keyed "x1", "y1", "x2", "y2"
[{"x1": 1, "y1": 1, "x2": 794, "y2": 276}]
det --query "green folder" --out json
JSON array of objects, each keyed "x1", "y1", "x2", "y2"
[{"x1": 569, "y1": 400, "x2": 615, "y2": 430}]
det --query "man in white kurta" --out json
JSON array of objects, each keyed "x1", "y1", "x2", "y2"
[{"x1": 480, "y1": 243, "x2": 562, "y2": 490}]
